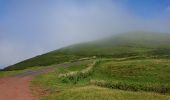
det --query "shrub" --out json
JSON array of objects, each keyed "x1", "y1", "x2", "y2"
[
  {"x1": 58, "y1": 61, "x2": 97, "y2": 83},
  {"x1": 90, "y1": 80, "x2": 170, "y2": 94}
]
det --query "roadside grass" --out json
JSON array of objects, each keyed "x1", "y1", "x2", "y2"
[
  {"x1": 32, "y1": 58, "x2": 170, "y2": 99},
  {"x1": 0, "y1": 70, "x2": 22, "y2": 77},
  {"x1": 0, "y1": 66, "x2": 45, "y2": 78},
  {"x1": 31, "y1": 60, "x2": 93, "y2": 90}
]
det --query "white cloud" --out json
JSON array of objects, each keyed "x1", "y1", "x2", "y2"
[
  {"x1": 0, "y1": 40, "x2": 45, "y2": 67},
  {"x1": 0, "y1": 0, "x2": 170, "y2": 68}
]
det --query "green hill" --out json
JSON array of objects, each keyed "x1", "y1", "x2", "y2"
[
  {"x1": 4, "y1": 32, "x2": 170, "y2": 70},
  {"x1": 58, "y1": 32, "x2": 170, "y2": 57},
  {"x1": 3, "y1": 31, "x2": 170, "y2": 99}
]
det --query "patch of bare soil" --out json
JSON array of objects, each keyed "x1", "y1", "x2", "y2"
[{"x1": 0, "y1": 67, "x2": 54, "y2": 100}]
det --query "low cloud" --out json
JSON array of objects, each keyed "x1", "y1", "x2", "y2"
[{"x1": 0, "y1": 0, "x2": 170, "y2": 68}]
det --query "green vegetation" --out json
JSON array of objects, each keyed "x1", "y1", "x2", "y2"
[
  {"x1": 58, "y1": 61, "x2": 96, "y2": 84},
  {"x1": 4, "y1": 32, "x2": 170, "y2": 70},
  {"x1": 57, "y1": 32, "x2": 170, "y2": 58},
  {"x1": 32, "y1": 59, "x2": 170, "y2": 99},
  {"x1": 56, "y1": 86, "x2": 170, "y2": 100},
  {"x1": 90, "y1": 80, "x2": 170, "y2": 94},
  {"x1": 93, "y1": 59, "x2": 170, "y2": 83},
  {"x1": 4, "y1": 54, "x2": 81, "y2": 70},
  {"x1": 0, "y1": 66, "x2": 44, "y2": 77},
  {"x1": 3, "y1": 32, "x2": 170, "y2": 99},
  {"x1": 89, "y1": 59, "x2": 170, "y2": 93},
  {"x1": 0, "y1": 70, "x2": 23, "y2": 77}
]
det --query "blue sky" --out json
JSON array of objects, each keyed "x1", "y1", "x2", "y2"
[
  {"x1": 0, "y1": 0, "x2": 170, "y2": 19},
  {"x1": 125, "y1": 0, "x2": 170, "y2": 18},
  {"x1": 0, "y1": 0, "x2": 170, "y2": 68}
]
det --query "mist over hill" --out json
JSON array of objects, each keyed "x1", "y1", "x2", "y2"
[
  {"x1": 4, "y1": 32, "x2": 170, "y2": 70},
  {"x1": 1, "y1": 0, "x2": 170, "y2": 69}
]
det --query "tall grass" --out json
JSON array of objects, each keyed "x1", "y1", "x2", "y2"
[
  {"x1": 58, "y1": 61, "x2": 97, "y2": 83},
  {"x1": 56, "y1": 86, "x2": 170, "y2": 100},
  {"x1": 90, "y1": 80, "x2": 170, "y2": 94}
]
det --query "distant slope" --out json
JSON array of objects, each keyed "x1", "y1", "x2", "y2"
[
  {"x1": 4, "y1": 32, "x2": 170, "y2": 70},
  {"x1": 58, "y1": 32, "x2": 170, "y2": 57}
]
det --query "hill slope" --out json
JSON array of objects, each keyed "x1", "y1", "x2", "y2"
[{"x1": 4, "y1": 32, "x2": 170, "y2": 70}]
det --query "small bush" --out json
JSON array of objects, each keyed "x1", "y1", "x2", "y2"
[
  {"x1": 58, "y1": 61, "x2": 97, "y2": 83},
  {"x1": 90, "y1": 80, "x2": 170, "y2": 94}
]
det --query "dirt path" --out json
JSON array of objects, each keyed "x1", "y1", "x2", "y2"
[
  {"x1": 0, "y1": 67, "x2": 54, "y2": 100},
  {"x1": 0, "y1": 60, "x2": 91, "y2": 100}
]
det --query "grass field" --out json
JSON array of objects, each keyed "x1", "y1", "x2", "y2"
[
  {"x1": 52, "y1": 86, "x2": 170, "y2": 100},
  {"x1": 90, "y1": 59, "x2": 170, "y2": 93},
  {"x1": 93, "y1": 59, "x2": 170, "y2": 84},
  {"x1": 32, "y1": 58, "x2": 170, "y2": 100},
  {"x1": 46, "y1": 86, "x2": 170, "y2": 100}
]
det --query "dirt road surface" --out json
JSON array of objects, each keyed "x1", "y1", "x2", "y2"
[
  {"x1": 0, "y1": 60, "x2": 91, "y2": 100},
  {"x1": 0, "y1": 67, "x2": 54, "y2": 100}
]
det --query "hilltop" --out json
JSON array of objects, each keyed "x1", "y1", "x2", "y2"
[{"x1": 4, "y1": 31, "x2": 170, "y2": 70}]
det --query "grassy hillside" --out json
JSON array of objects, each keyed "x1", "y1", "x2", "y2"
[
  {"x1": 4, "y1": 32, "x2": 170, "y2": 70},
  {"x1": 92, "y1": 59, "x2": 170, "y2": 84},
  {"x1": 47, "y1": 86, "x2": 170, "y2": 100},
  {"x1": 32, "y1": 59, "x2": 170, "y2": 100},
  {"x1": 91, "y1": 59, "x2": 170, "y2": 93},
  {"x1": 58, "y1": 32, "x2": 170, "y2": 57},
  {"x1": 4, "y1": 54, "x2": 81, "y2": 70}
]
